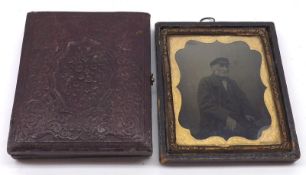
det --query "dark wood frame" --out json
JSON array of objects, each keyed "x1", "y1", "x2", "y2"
[{"x1": 155, "y1": 22, "x2": 300, "y2": 164}]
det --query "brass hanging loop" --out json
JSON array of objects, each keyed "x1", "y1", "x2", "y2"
[{"x1": 200, "y1": 17, "x2": 215, "y2": 22}]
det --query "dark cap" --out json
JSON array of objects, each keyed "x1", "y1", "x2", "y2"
[{"x1": 210, "y1": 57, "x2": 230, "y2": 66}]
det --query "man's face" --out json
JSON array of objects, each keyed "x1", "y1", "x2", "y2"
[{"x1": 211, "y1": 62, "x2": 229, "y2": 77}]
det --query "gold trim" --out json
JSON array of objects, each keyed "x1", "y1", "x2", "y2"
[{"x1": 168, "y1": 35, "x2": 282, "y2": 147}]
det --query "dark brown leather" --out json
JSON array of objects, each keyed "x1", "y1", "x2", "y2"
[{"x1": 7, "y1": 12, "x2": 152, "y2": 158}]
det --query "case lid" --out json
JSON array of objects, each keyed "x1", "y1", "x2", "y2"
[{"x1": 8, "y1": 12, "x2": 152, "y2": 158}]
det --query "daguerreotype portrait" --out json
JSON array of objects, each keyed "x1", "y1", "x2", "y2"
[
  {"x1": 177, "y1": 40, "x2": 271, "y2": 141},
  {"x1": 156, "y1": 22, "x2": 300, "y2": 163}
]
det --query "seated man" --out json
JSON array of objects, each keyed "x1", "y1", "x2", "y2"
[{"x1": 195, "y1": 57, "x2": 262, "y2": 140}]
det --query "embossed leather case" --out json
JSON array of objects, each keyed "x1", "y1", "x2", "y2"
[{"x1": 7, "y1": 12, "x2": 152, "y2": 158}]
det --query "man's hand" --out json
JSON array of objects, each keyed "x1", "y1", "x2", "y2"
[
  {"x1": 226, "y1": 117, "x2": 237, "y2": 130},
  {"x1": 245, "y1": 115, "x2": 256, "y2": 121}
]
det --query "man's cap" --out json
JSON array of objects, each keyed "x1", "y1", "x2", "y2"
[{"x1": 210, "y1": 57, "x2": 230, "y2": 66}]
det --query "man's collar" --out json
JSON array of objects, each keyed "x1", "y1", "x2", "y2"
[{"x1": 211, "y1": 74, "x2": 230, "y2": 81}]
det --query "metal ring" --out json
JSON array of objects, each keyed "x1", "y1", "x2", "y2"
[{"x1": 200, "y1": 17, "x2": 215, "y2": 22}]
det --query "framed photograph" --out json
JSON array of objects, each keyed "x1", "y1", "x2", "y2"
[{"x1": 155, "y1": 22, "x2": 300, "y2": 164}]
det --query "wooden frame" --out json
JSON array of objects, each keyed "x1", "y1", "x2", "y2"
[{"x1": 155, "y1": 22, "x2": 300, "y2": 164}]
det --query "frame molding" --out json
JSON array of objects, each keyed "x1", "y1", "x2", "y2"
[{"x1": 155, "y1": 22, "x2": 300, "y2": 164}]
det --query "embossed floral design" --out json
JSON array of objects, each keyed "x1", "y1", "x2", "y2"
[
  {"x1": 55, "y1": 38, "x2": 114, "y2": 112},
  {"x1": 15, "y1": 37, "x2": 146, "y2": 143}
]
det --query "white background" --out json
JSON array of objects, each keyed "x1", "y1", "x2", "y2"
[{"x1": 0, "y1": 0, "x2": 305, "y2": 175}]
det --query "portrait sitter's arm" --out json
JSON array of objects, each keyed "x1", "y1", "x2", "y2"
[{"x1": 231, "y1": 80, "x2": 257, "y2": 122}]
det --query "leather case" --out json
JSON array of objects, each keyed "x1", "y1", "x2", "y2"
[{"x1": 7, "y1": 12, "x2": 152, "y2": 158}]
